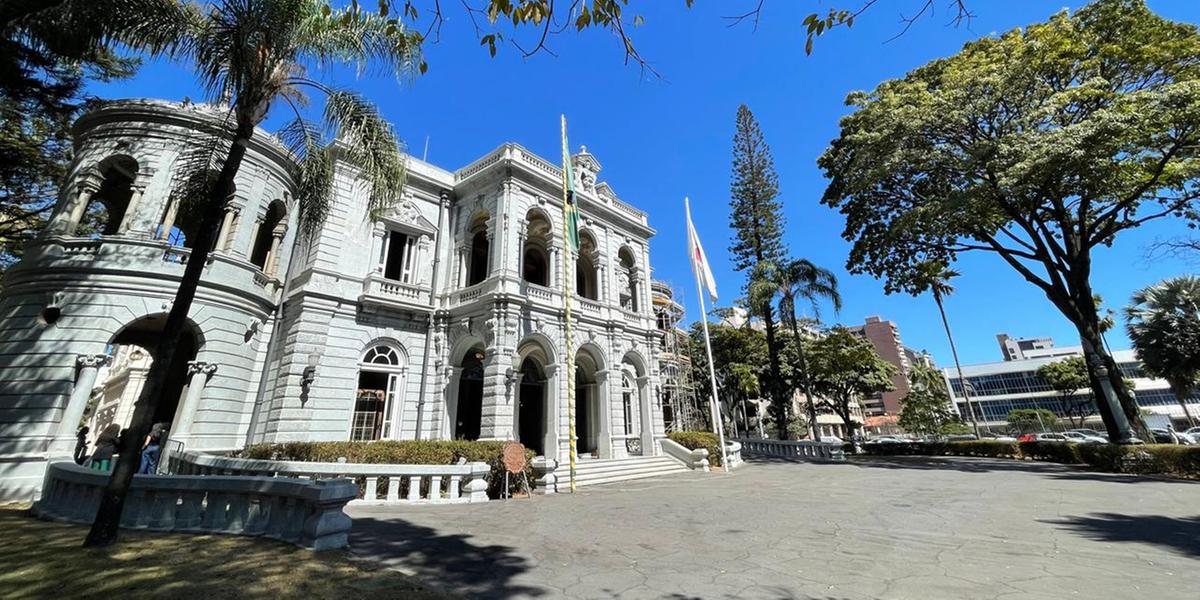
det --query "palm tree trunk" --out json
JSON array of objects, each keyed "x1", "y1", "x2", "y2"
[
  {"x1": 934, "y1": 293, "x2": 981, "y2": 438},
  {"x1": 1169, "y1": 382, "x2": 1198, "y2": 428},
  {"x1": 84, "y1": 120, "x2": 254, "y2": 547},
  {"x1": 786, "y1": 312, "x2": 819, "y2": 440}
]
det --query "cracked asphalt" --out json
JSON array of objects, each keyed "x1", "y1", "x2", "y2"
[{"x1": 347, "y1": 456, "x2": 1200, "y2": 599}]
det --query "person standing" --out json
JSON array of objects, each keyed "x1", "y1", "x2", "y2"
[
  {"x1": 90, "y1": 424, "x2": 120, "y2": 471},
  {"x1": 137, "y1": 424, "x2": 166, "y2": 475},
  {"x1": 74, "y1": 426, "x2": 90, "y2": 465}
]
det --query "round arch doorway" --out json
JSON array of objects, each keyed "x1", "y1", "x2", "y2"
[
  {"x1": 517, "y1": 357, "x2": 547, "y2": 455},
  {"x1": 453, "y1": 349, "x2": 485, "y2": 441}
]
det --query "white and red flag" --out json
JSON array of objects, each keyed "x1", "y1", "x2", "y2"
[{"x1": 685, "y1": 197, "x2": 718, "y2": 303}]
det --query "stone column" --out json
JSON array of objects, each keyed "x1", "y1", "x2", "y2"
[
  {"x1": 550, "y1": 243, "x2": 562, "y2": 291},
  {"x1": 637, "y1": 375, "x2": 654, "y2": 455},
  {"x1": 445, "y1": 365, "x2": 463, "y2": 439},
  {"x1": 479, "y1": 347, "x2": 513, "y2": 440},
  {"x1": 264, "y1": 229, "x2": 286, "y2": 277},
  {"x1": 217, "y1": 205, "x2": 241, "y2": 253},
  {"x1": 417, "y1": 235, "x2": 433, "y2": 285},
  {"x1": 117, "y1": 185, "x2": 146, "y2": 234},
  {"x1": 58, "y1": 176, "x2": 102, "y2": 236},
  {"x1": 542, "y1": 363, "x2": 560, "y2": 459},
  {"x1": 370, "y1": 223, "x2": 387, "y2": 274},
  {"x1": 172, "y1": 361, "x2": 217, "y2": 441},
  {"x1": 594, "y1": 368, "x2": 613, "y2": 459},
  {"x1": 158, "y1": 195, "x2": 182, "y2": 240},
  {"x1": 515, "y1": 218, "x2": 528, "y2": 283},
  {"x1": 56, "y1": 354, "x2": 112, "y2": 450}
]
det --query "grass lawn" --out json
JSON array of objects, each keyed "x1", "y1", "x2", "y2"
[{"x1": 0, "y1": 507, "x2": 454, "y2": 599}]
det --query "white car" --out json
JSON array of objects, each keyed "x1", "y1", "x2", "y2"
[
  {"x1": 1062, "y1": 431, "x2": 1107, "y2": 444},
  {"x1": 820, "y1": 436, "x2": 845, "y2": 445},
  {"x1": 865, "y1": 435, "x2": 907, "y2": 444}
]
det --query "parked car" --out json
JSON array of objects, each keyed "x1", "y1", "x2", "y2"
[
  {"x1": 1017, "y1": 432, "x2": 1070, "y2": 442},
  {"x1": 1069, "y1": 428, "x2": 1108, "y2": 440},
  {"x1": 820, "y1": 436, "x2": 845, "y2": 445},
  {"x1": 980, "y1": 433, "x2": 1017, "y2": 442},
  {"x1": 1186, "y1": 426, "x2": 1200, "y2": 439},
  {"x1": 865, "y1": 435, "x2": 907, "y2": 444},
  {"x1": 1061, "y1": 431, "x2": 1107, "y2": 444},
  {"x1": 1150, "y1": 428, "x2": 1195, "y2": 445}
]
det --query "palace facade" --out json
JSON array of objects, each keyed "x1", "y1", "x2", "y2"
[{"x1": 0, "y1": 99, "x2": 672, "y2": 499}]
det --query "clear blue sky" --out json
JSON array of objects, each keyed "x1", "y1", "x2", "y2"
[{"x1": 91, "y1": 1, "x2": 1200, "y2": 367}]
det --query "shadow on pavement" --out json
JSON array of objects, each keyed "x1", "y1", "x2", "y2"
[
  {"x1": 350, "y1": 516, "x2": 545, "y2": 599},
  {"x1": 1044, "y1": 513, "x2": 1200, "y2": 557}
]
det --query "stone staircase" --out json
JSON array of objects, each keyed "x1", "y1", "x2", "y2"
[{"x1": 568, "y1": 455, "x2": 691, "y2": 488}]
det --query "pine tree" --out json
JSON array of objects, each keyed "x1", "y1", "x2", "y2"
[{"x1": 729, "y1": 105, "x2": 790, "y2": 439}]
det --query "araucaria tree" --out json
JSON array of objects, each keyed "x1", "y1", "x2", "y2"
[
  {"x1": 819, "y1": 0, "x2": 1200, "y2": 443},
  {"x1": 808, "y1": 326, "x2": 896, "y2": 438},
  {"x1": 85, "y1": 0, "x2": 420, "y2": 547},
  {"x1": 729, "y1": 105, "x2": 791, "y2": 439},
  {"x1": 1037, "y1": 356, "x2": 1093, "y2": 427},
  {"x1": 1125, "y1": 276, "x2": 1200, "y2": 427}
]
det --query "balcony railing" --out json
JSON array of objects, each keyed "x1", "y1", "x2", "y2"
[{"x1": 360, "y1": 273, "x2": 432, "y2": 308}]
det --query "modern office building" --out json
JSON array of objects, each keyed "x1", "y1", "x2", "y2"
[
  {"x1": 943, "y1": 348, "x2": 1200, "y2": 429},
  {"x1": 0, "y1": 99, "x2": 670, "y2": 499}
]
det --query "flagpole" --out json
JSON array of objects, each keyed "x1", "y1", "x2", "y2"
[
  {"x1": 687, "y1": 198, "x2": 729, "y2": 473},
  {"x1": 560, "y1": 115, "x2": 578, "y2": 492}
]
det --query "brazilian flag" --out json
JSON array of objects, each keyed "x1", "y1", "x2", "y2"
[{"x1": 560, "y1": 115, "x2": 580, "y2": 254}]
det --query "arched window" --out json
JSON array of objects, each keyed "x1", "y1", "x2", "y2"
[
  {"x1": 576, "y1": 231, "x2": 599, "y2": 300},
  {"x1": 77, "y1": 156, "x2": 139, "y2": 237},
  {"x1": 352, "y1": 343, "x2": 406, "y2": 441},
  {"x1": 250, "y1": 200, "x2": 287, "y2": 272},
  {"x1": 522, "y1": 209, "x2": 552, "y2": 287},
  {"x1": 466, "y1": 213, "x2": 490, "y2": 286},
  {"x1": 618, "y1": 247, "x2": 639, "y2": 312}
]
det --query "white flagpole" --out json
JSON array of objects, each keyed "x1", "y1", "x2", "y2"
[{"x1": 687, "y1": 198, "x2": 729, "y2": 473}]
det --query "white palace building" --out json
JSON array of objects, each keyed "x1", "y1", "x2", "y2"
[{"x1": 0, "y1": 99, "x2": 676, "y2": 499}]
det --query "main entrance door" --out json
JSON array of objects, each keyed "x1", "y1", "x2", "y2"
[{"x1": 517, "y1": 358, "x2": 545, "y2": 455}]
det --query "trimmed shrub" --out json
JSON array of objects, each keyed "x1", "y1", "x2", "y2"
[
  {"x1": 668, "y1": 431, "x2": 724, "y2": 467},
  {"x1": 239, "y1": 440, "x2": 535, "y2": 498},
  {"x1": 862, "y1": 440, "x2": 1200, "y2": 479}
]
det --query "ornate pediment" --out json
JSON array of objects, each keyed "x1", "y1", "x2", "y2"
[{"x1": 379, "y1": 197, "x2": 437, "y2": 234}]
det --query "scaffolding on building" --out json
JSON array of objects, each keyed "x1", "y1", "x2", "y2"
[{"x1": 652, "y1": 280, "x2": 704, "y2": 433}]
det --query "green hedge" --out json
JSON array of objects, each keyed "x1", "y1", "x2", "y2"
[
  {"x1": 668, "y1": 431, "x2": 725, "y2": 467},
  {"x1": 863, "y1": 440, "x2": 1200, "y2": 478},
  {"x1": 239, "y1": 440, "x2": 535, "y2": 498}
]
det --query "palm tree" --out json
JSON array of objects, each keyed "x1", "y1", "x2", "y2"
[
  {"x1": 911, "y1": 260, "x2": 980, "y2": 437},
  {"x1": 1125, "y1": 276, "x2": 1200, "y2": 428},
  {"x1": 86, "y1": 0, "x2": 420, "y2": 547},
  {"x1": 750, "y1": 258, "x2": 842, "y2": 440}
]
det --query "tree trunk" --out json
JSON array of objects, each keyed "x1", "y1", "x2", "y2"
[
  {"x1": 934, "y1": 293, "x2": 980, "y2": 438},
  {"x1": 83, "y1": 121, "x2": 254, "y2": 547},
  {"x1": 760, "y1": 308, "x2": 788, "y2": 440},
  {"x1": 786, "y1": 312, "x2": 818, "y2": 440},
  {"x1": 1168, "y1": 381, "x2": 1197, "y2": 429},
  {"x1": 1076, "y1": 324, "x2": 1145, "y2": 443}
]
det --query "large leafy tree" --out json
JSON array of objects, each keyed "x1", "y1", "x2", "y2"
[
  {"x1": 1037, "y1": 356, "x2": 1094, "y2": 428},
  {"x1": 819, "y1": 0, "x2": 1200, "y2": 443},
  {"x1": 748, "y1": 258, "x2": 841, "y2": 439},
  {"x1": 85, "y1": 0, "x2": 420, "y2": 548},
  {"x1": 898, "y1": 363, "x2": 963, "y2": 437},
  {"x1": 1125, "y1": 276, "x2": 1200, "y2": 428},
  {"x1": 807, "y1": 326, "x2": 896, "y2": 437},
  {"x1": 729, "y1": 105, "x2": 791, "y2": 439},
  {"x1": 1007, "y1": 408, "x2": 1057, "y2": 434}
]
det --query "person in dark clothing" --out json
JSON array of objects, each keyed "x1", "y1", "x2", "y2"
[
  {"x1": 74, "y1": 426, "x2": 90, "y2": 465},
  {"x1": 137, "y1": 425, "x2": 166, "y2": 475},
  {"x1": 90, "y1": 424, "x2": 120, "y2": 471}
]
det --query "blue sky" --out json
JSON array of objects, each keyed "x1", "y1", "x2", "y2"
[{"x1": 91, "y1": 1, "x2": 1200, "y2": 367}]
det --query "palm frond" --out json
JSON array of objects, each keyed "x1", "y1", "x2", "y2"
[
  {"x1": 279, "y1": 116, "x2": 334, "y2": 237},
  {"x1": 297, "y1": 1, "x2": 422, "y2": 77},
  {"x1": 322, "y1": 89, "x2": 406, "y2": 218}
]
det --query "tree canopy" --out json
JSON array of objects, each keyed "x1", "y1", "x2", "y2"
[
  {"x1": 819, "y1": 0, "x2": 1200, "y2": 441},
  {"x1": 808, "y1": 326, "x2": 896, "y2": 436},
  {"x1": 1125, "y1": 276, "x2": 1200, "y2": 426},
  {"x1": 898, "y1": 364, "x2": 963, "y2": 436}
]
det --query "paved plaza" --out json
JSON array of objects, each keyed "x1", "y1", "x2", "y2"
[{"x1": 348, "y1": 456, "x2": 1200, "y2": 599}]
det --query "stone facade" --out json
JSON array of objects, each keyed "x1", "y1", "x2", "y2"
[{"x1": 0, "y1": 100, "x2": 665, "y2": 499}]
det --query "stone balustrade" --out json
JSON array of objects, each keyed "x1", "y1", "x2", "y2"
[
  {"x1": 360, "y1": 273, "x2": 433, "y2": 308},
  {"x1": 660, "y1": 438, "x2": 710, "y2": 471},
  {"x1": 531, "y1": 456, "x2": 558, "y2": 494},
  {"x1": 736, "y1": 438, "x2": 845, "y2": 462},
  {"x1": 33, "y1": 459, "x2": 356, "y2": 550},
  {"x1": 725, "y1": 441, "x2": 744, "y2": 468},
  {"x1": 171, "y1": 450, "x2": 490, "y2": 505}
]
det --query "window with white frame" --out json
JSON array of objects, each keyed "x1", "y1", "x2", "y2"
[
  {"x1": 351, "y1": 344, "x2": 406, "y2": 441},
  {"x1": 379, "y1": 230, "x2": 418, "y2": 283}
]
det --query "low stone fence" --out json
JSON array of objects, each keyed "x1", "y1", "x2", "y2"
[
  {"x1": 170, "y1": 450, "x2": 490, "y2": 505},
  {"x1": 32, "y1": 459, "x2": 355, "y2": 550},
  {"x1": 660, "y1": 438, "x2": 710, "y2": 471},
  {"x1": 725, "y1": 441, "x2": 744, "y2": 468},
  {"x1": 737, "y1": 438, "x2": 845, "y2": 462}
]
